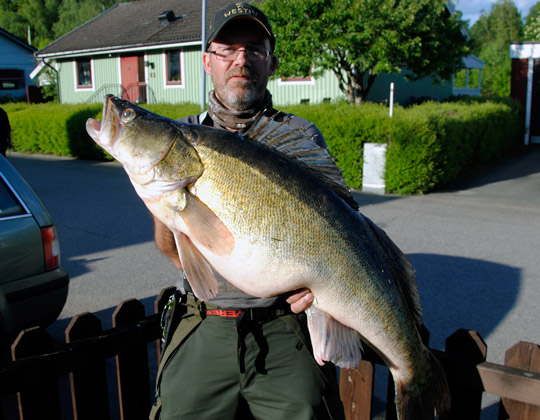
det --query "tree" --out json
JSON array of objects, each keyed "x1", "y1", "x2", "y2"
[
  {"x1": 53, "y1": 0, "x2": 120, "y2": 39},
  {"x1": 524, "y1": 2, "x2": 540, "y2": 40},
  {"x1": 0, "y1": 0, "x2": 61, "y2": 48},
  {"x1": 260, "y1": 0, "x2": 470, "y2": 104},
  {"x1": 0, "y1": 0, "x2": 125, "y2": 48},
  {"x1": 470, "y1": 0, "x2": 523, "y2": 96}
]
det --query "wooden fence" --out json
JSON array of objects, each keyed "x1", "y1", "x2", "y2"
[{"x1": 1, "y1": 287, "x2": 539, "y2": 420}]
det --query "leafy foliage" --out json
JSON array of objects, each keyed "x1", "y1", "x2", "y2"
[
  {"x1": 5, "y1": 101, "x2": 523, "y2": 194},
  {"x1": 524, "y1": 2, "x2": 540, "y2": 40},
  {"x1": 0, "y1": 0, "x2": 126, "y2": 48},
  {"x1": 470, "y1": 0, "x2": 524, "y2": 96},
  {"x1": 260, "y1": 0, "x2": 470, "y2": 104},
  {"x1": 6, "y1": 102, "x2": 200, "y2": 159}
]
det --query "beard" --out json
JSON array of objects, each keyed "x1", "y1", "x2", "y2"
[{"x1": 215, "y1": 68, "x2": 266, "y2": 111}]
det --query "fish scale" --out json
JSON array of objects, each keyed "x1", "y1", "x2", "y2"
[{"x1": 86, "y1": 95, "x2": 450, "y2": 420}]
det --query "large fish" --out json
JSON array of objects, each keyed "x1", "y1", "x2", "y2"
[{"x1": 86, "y1": 95, "x2": 449, "y2": 420}]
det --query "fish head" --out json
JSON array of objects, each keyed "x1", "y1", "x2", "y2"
[
  {"x1": 86, "y1": 95, "x2": 178, "y2": 172},
  {"x1": 86, "y1": 95, "x2": 203, "y2": 191}
]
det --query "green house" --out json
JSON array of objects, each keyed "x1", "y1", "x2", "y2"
[{"x1": 32, "y1": 0, "x2": 482, "y2": 108}]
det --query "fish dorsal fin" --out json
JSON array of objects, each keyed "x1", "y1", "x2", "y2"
[{"x1": 245, "y1": 114, "x2": 358, "y2": 210}]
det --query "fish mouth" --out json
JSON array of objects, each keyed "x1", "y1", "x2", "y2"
[{"x1": 86, "y1": 94, "x2": 118, "y2": 150}]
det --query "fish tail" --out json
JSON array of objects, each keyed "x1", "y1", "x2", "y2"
[{"x1": 394, "y1": 351, "x2": 450, "y2": 420}]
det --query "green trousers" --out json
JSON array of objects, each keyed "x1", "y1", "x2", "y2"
[{"x1": 151, "y1": 295, "x2": 345, "y2": 420}]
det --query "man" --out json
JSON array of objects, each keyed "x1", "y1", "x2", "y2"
[
  {"x1": 150, "y1": 3, "x2": 346, "y2": 419},
  {"x1": 0, "y1": 107, "x2": 12, "y2": 157}
]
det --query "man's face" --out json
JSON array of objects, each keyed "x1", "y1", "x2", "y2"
[{"x1": 203, "y1": 21, "x2": 276, "y2": 111}]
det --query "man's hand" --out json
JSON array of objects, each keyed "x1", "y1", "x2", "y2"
[{"x1": 286, "y1": 288, "x2": 314, "y2": 314}]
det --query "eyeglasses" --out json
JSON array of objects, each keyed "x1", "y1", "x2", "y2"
[{"x1": 207, "y1": 46, "x2": 271, "y2": 61}]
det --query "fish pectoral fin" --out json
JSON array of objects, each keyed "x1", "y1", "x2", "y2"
[
  {"x1": 182, "y1": 192, "x2": 235, "y2": 256},
  {"x1": 175, "y1": 232, "x2": 218, "y2": 301},
  {"x1": 305, "y1": 307, "x2": 363, "y2": 368}
]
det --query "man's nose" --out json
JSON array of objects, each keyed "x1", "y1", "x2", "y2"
[{"x1": 232, "y1": 48, "x2": 249, "y2": 64}]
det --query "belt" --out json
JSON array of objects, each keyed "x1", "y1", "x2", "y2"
[{"x1": 205, "y1": 306, "x2": 292, "y2": 322}]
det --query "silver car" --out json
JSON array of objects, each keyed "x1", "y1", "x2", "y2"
[{"x1": 0, "y1": 154, "x2": 69, "y2": 351}]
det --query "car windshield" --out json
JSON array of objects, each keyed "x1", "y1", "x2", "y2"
[{"x1": 0, "y1": 177, "x2": 26, "y2": 218}]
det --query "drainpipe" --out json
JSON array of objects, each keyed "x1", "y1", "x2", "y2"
[
  {"x1": 201, "y1": 0, "x2": 207, "y2": 111},
  {"x1": 524, "y1": 58, "x2": 533, "y2": 146},
  {"x1": 42, "y1": 59, "x2": 60, "y2": 103}
]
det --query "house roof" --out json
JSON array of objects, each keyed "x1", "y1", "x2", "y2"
[
  {"x1": 0, "y1": 28, "x2": 37, "y2": 53},
  {"x1": 36, "y1": 0, "x2": 229, "y2": 58}
]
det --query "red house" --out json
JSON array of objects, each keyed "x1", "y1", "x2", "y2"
[{"x1": 510, "y1": 42, "x2": 540, "y2": 145}]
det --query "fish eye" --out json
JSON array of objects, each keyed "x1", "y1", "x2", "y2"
[{"x1": 121, "y1": 108, "x2": 137, "y2": 122}]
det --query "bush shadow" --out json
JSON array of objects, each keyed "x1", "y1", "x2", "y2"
[{"x1": 408, "y1": 253, "x2": 520, "y2": 351}]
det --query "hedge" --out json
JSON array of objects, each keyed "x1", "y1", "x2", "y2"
[
  {"x1": 5, "y1": 102, "x2": 200, "y2": 160},
  {"x1": 3, "y1": 98, "x2": 523, "y2": 195},
  {"x1": 284, "y1": 98, "x2": 523, "y2": 194}
]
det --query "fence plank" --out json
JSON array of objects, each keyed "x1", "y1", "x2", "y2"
[
  {"x1": 66, "y1": 312, "x2": 111, "y2": 420},
  {"x1": 340, "y1": 361, "x2": 374, "y2": 420},
  {"x1": 113, "y1": 299, "x2": 152, "y2": 420},
  {"x1": 445, "y1": 329, "x2": 487, "y2": 420},
  {"x1": 0, "y1": 316, "x2": 161, "y2": 397},
  {"x1": 498, "y1": 342, "x2": 540, "y2": 419},
  {"x1": 11, "y1": 327, "x2": 61, "y2": 420}
]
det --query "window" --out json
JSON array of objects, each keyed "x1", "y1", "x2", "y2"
[
  {"x1": 453, "y1": 68, "x2": 480, "y2": 90},
  {"x1": 0, "y1": 69, "x2": 24, "y2": 90},
  {"x1": 0, "y1": 177, "x2": 26, "y2": 218},
  {"x1": 76, "y1": 59, "x2": 92, "y2": 88},
  {"x1": 277, "y1": 75, "x2": 315, "y2": 86},
  {"x1": 166, "y1": 50, "x2": 182, "y2": 85}
]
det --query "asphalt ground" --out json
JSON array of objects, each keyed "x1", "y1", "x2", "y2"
[{"x1": 5, "y1": 143, "x2": 540, "y2": 418}]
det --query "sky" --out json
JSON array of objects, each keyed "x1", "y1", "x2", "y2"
[{"x1": 453, "y1": 0, "x2": 538, "y2": 25}]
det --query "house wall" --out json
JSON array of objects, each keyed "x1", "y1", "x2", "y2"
[
  {"x1": 366, "y1": 71, "x2": 453, "y2": 105},
  {"x1": 269, "y1": 74, "x2": 345, "y2": 105},
  {"x1": 510, "y1": 42, "x2": 540, "y2": 144},
  {"x1": 53, "y1": 47, "x2": 454, "y2": 107},
  {"x1": 0, "y1": 35, "x2": 37, "y2": 100},
  {"x1": 56, "y1": 55, "x2": 120, "y2": 103}
]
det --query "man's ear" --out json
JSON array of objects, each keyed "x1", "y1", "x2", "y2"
[
  {"x1": 269, "y1": 54, "x2": 277, "y2": 76},
  {"x1": 203, "y1": 52, "x2": 212, "y2": 75}
]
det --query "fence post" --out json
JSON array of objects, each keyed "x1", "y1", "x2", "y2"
[
  {"x1": 113, "y1": 299, "x2": 152, "y2": 420},
  {"x1": 340, "y1": 361, "x2": 374, "y2": 420},
  {"x1": 66, "y1": 312, "x2": 111, "y2": 420},
  {"x1": 11, "y1": 327, "x2": 61, "y2": 420},
  {"x1": 445, "y1": 329, "x2": 487, "y2": 419},
  {"x1": 498, "y1": 342, "x2": 540, "y2": 419}
]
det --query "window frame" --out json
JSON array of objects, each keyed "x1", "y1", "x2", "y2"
[
  {"x1": 163, "y1": 50, "x2": 184, "y2": 88},
  {"x1": 0, "y1": 69, "x2": 24, "y2": 90},
  {"x1": 75, "y1": 58, "x2": 94, "y2": 90}
]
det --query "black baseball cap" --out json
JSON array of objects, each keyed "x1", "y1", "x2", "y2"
[{"x1": 206, "y1": 2, "x2": 275, "y2": 52}]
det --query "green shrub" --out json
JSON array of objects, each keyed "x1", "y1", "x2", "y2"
[
  {"x1": 7, "y1": 102, "x2": 201, "y2": 160},
  {"x1": 385, "y1": 100, "x2": 523, "y2": 194},
  {"x1": 3, "y1": 98, "x2": 523, "y2": 194},
  {"x1": 282, "y1": 102, "x2": 391, "y2": 189}
]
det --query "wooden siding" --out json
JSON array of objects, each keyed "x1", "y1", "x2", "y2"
[
  {"x1": 366, "y1": 71, "x2": 453, "y2": 105},
  {"x1": 510, "y1": 59, "x2": 529, "y2": 108},
  {"x1": 0, "y1": 35, "x2": 36, "y2": 99},
  {"x1": 54, "y1": 48, "x2": 453, "y2": 106},
  {"x1": 58, "y1": 56, "x2": 120, "y2": 104},
  {"x1": 269, "y1": 73, "x2": 345, "y2": 105},
  {"x1": 145, "y1": 47, "x2": 210, "y2": 104}
]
